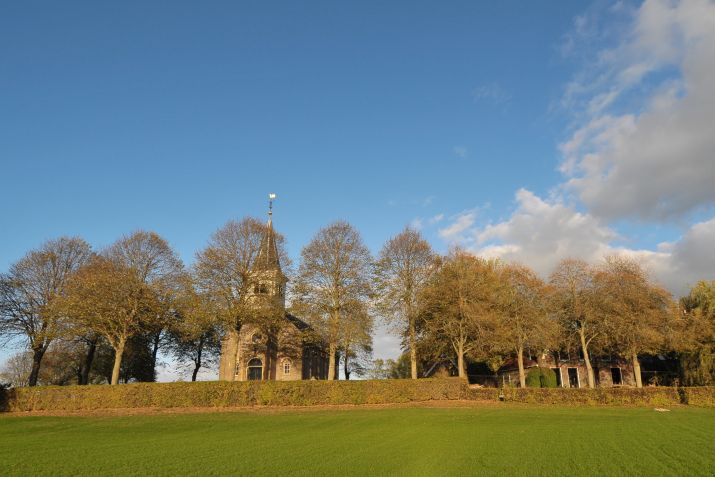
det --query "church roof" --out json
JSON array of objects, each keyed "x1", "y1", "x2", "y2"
[{"x1": 285, "y1": 312, "x2": 310, "y2": 331}]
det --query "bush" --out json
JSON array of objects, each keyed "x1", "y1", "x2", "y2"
[
  {"x1": 465, "y1": 386, "x2": 684, "y2": 406},
  {"x1": 681, "y1": 386, "x2": 715, "y2": 407},
  {"x1": 525, "y1": 368, "x2": 558, "y2": 388},
  {"x1": 4, "y1": 379, "x2": 715, "y2": 412},
  {"x1": 2, "y1": 378, "x2": 466, "y2": 412}
]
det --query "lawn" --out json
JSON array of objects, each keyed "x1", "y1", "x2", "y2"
[{"x1": 1, "y1": 405, "x2": 714, "y2": 476}]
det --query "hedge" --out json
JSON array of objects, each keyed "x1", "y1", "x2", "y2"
[
  {"x1": 466, "y1": 386, "x2": 715, "y2": 407},
  {"x1": 679, "y1": 386, "x2": 715, "y2": 407},
  {"x1": 2, "y1": 380, "x2": 714, "y2": 412},
  {"x1": 0, "y1": 378, "x2": 464, "y2": 412}
]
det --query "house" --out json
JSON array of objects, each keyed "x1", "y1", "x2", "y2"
[
  {"x1": 497, "y1": 351, "x2": 636, "y2": 388},
  {"x1": 217, "y1": 200, "x2": 329, "y2": 381}
]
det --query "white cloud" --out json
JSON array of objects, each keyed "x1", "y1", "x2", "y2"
[
  {"x1": 560, "y1": 0, "x2": 715, "y2": 221},
  {"x1": 639, "y1": 216, "x2": 715, "y2": 294},
  {"x1": 438, "y1": 210, "x2": 477, "y2": 243},
  {"x1": 429, "y1": 213, "x2": 444, "y2": 225},
  {"x1": 467, "y1": 189, "x2": 616, "y2": 276},
  {"x1": 372, "y1": 321, "x2": 403, "y2": 361},
  {"x1": 409, "y1": 217, "x2": 424, "y2": 230},
  {"x1": 438, "y1": 188, "x2": 715, "y2": 296}
]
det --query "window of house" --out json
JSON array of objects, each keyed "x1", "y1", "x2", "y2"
[
  {"x1": 611, "y1": 367, "x2": 622, "y2": 385},
  {"x1": 283, "y1": 360, "x2": 291, "y2": 375},
  {"x1": 567, "y1": 368, "x2": 579, "y2": 388},
  {"x1": 251, "y1": 333, "x2": 263, "y2": 345}
]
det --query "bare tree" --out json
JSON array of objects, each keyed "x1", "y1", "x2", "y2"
[
  {"x1": 549, "y1": 258, "x2": 603, "y2": 388},
  {"x1": 374, "y1": 228, "x2": 435, "y2": 379},
  {"x1": 594, "y1": 256, "x2": 675, "y2": 388},
  {"x1": 167, "y1": 274, "x2": 221, "y2": 381},
  {"x1": 339, "y1": 300, "x2": 373, "y2": 380},
  {"x1": 419, "y1": 250, "x2": 501, "y2": 379},
  {"x1": 292, "y1": 221, "x2": 373, "y2": 380},
  {"x1": 105, "y1": 231, "x2": 185, "y2": 380},
  {"x1": 495, "y1": 263, "x2": 558, "y2": 388},
  {"x1": 0, "y1": 237, "x2": 92, "y2": 386},
  {"x1": 54, "y1": 256, "x2": 159, "y2": 385},
  {"x1": 0, "y1": 352, "x2": 33, "y2": 388}
]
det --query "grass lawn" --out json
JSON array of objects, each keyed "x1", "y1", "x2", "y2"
[{"x1": 1, "y1": 405, "x2": 714, "y2": 476}]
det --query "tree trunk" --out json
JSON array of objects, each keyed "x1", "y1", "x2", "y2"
[
  {"x1": 111, "y1": 340, "x2": 126, "y2": 385},
  {"x1": 79, "y1": 338, "x2": 98, "y2": 385},
  {"x1": 27, "y1": 346, "x2": 46, "y2": 387},
  {"x1": 150, "y1": 331, "x2": 161, "y2": 382},
  {"x1": 409, "y1": 320, "x2": 418, "y2": 379},
  {"x1": 517, "y1": 346, "x2": 526, "y2": 388},
  {"x1": 327, "y1": 341, "x2": 337, "y2": 381},
  {"x1": 343, "y1": 350, "x2": 350, "y2": 380},
  {"x1": 632, "y1": 351, "x2": 643, "y2": 388},
  {"x1": 579, "y1": 330, "x2": 595, "y2": 388},
  {"x1": 192, "y1": 337, "x2": 204, "y2": 382},
  {"x1": 457, "y1": 341, "x2": 465, "y2": 378}
]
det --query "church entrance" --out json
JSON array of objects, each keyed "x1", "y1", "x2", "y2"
[{"x1": 247, "y1": 358, "x2": 263, "y2": 380}]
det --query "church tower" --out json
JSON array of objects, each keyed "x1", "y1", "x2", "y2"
[
  {"x1": 218, "y1": 194, "x2": 288, "y2": 381},
  {"x1": 248, "y1": 193, "x2": 287, "y2": 310},
  {"x1": 218, "y1": 193, "x2": 327, "y2": 382}
]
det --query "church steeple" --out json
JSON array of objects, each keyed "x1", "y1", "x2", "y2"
[{"x1": 255, "y1": 193, "x2": 281, "y2": 272}]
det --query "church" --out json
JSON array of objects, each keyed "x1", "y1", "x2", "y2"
[{"x1": 217, "y1": 197, "x2": 329, "y2": 381}]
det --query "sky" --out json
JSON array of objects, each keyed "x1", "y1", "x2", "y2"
[{"x1": 2, "y1": 0, "x2": 714, "y2": 380}]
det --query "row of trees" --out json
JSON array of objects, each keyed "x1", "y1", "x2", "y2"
[
  {"x1": 289, "y1": 223, "x2": 713, "y2": 388},
  {"x1": 0, "y1": 232, "x2": 223, "y2": 386},
  {"x1": 2, "y1": 218, "x2": 714, "y2": 388}
]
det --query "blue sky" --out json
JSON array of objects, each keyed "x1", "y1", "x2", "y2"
[{"x1": 2, "y1": 1, "x2": 714, "y2": 378}]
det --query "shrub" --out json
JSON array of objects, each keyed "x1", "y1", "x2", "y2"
[
  {"x1": 4, "y1": 379, "x2": 715, "y2": 412},
  {"x1": 2, "y1": 378, "x2": 466, "y2": 412},
  {"x1": 681, "y1": 386, "x2": 715, "y2": 407},
  {"x1": 526, "y1": 368, "x2": 558, "y2": 388}
]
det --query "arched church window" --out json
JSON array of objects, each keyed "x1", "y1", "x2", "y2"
[
  {"x1": 251, "y1": 333, "x2": 263, "y2": 345},
  {"x1": 282, "y1": 359, "x2": 292, "y2": 375},
  {"x1": 247, "y1": 358, "x2": 263, "y2": 381}
]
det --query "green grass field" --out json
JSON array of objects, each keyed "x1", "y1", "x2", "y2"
[{"x1": 2, "y1": 405, "x2": 714, "y2": 476}]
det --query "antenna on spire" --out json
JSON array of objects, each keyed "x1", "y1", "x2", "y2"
[{"x1": 268, "y1": 193, "x2": 276, "y2": 222}]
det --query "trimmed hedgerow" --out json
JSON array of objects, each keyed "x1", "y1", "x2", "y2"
[
  {"x1": 466, "y1": 386, "x2": 683, "y2": 406},
  {"x1": 4, "y1": 380, "x2": 715, "y2": 412},
  {"x1": 681, "y1": 386, "x2": 715, "y2": 407},
  {"x1": 2, "y1": 378, "x2": 465, "y2": 412}
]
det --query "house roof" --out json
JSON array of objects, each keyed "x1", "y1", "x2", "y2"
[{"x1": 498, "y1": 357, "x2": 539, "y2": 373}]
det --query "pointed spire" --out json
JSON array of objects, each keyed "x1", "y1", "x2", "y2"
[{"x1": 255, "y1": 193, "x2": 281, "y2": 272}]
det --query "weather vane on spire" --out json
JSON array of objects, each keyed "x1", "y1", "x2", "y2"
[{"x1": 268, "y1": 193, "x2": 276, "y2": 220}]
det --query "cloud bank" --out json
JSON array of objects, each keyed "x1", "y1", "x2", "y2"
[{"x1": 438, "y1": 0, "x2": 715, "y2": 296}]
